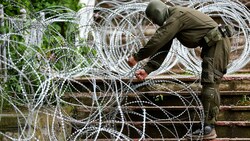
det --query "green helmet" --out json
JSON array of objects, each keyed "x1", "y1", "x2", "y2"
[{"x1": 145, "y1": 0, "x2": 169, "y2": 26}]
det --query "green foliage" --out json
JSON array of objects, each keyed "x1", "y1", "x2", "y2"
[
  {"x1": 78, "y1": 38, "x2": 97, "y2": 54},
  {"x1": 0, "y1": 96, "x2": 12, "y2": 111},
  {"x1": 3, "y1": 34, "x2": 43, "y2": 96},
  {"x1": 1, "y1": 0, "x2": 28, "y2": 16},
  {"x1": 3, "y1": 76, "x2": 22, "y2": 94},
  {"x1": 0, "y1": 0, "x2": 97, "y2": 107},
  {"x1": 237, "y1": 95, "x2": 250, "y2": 106},
  {"x1": 2, "y1": 0, "x2": 82, "y2": 37},
  {"x1": 2, "y1": 0, "x2": 81, "y2": 16},
  {"x1": 30, "y1": 0, "x2": 81, "y2": 11}
]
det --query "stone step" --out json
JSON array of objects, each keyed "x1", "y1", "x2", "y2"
[
  {"x1": 71, "y1": 120, "x2": 250, "y2": 138},
  {"x1": 75, "y1": 105, "x2": 250, "y2": 111},
  {"x1": 69, "y1": 74, "x2": 250, "y2": 140},
  {"x1": 63, "y1": 90, "x2": 250, "y2": 98},
  {"x1": 72, "y1": 117, "x2": 250, "y2": 128},
  {"x1": 73, "y1": 105, "x2": 250, "y2": 121},
  {"x1": 136, "y1": 91, "x2": 249, "y2": 106},
  {"x1": 73, "y1": 74, "x2": 250, "y2": 92},
  {"x1": 0, "y1": 113, "x2": 27, "y2": 132},
  {"x1": 63, "y1": 90, "x2": 249, "y2": 106},
  {"x1": 68, "y1": 75, "x2": 250, "y2": 108},
  {"x1": 218, "y1": 106, "x2": 250, "y2": 121}
]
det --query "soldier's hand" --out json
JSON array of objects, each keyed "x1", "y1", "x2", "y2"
[
  {"x1": 127, "y1": 56, "x2": 137, "y2": 67},
  {"x1": 135, "y1": 69, "x2": 148, "y2": 80}
]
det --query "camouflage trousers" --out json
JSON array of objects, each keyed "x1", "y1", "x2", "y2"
[{"x1": 200, "y1": 36, "x2": 231, "y2": 125}]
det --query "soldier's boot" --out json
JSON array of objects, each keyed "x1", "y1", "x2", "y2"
[{"x1": 186, "y1": 85, "x2": 220, "y2": 140}]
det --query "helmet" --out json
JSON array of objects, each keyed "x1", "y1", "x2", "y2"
[{"x1": 145, "y1": 0, "x2": 169, "y2": 26}]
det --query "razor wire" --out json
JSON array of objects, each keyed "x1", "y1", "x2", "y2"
[
  {"x1": 0, "y1": 0, "x2": 249, "y2": 140},
  {"x1": 176, "y1": 0, "x2": 250, "y2": 74},
  {"x1": 78, "y1": 0, "x2": 250, "y2": 76}
]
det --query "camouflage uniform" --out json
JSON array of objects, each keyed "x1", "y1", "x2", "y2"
[{"x1": 133, "y1": 0, "x2": 231, "y2": 139}]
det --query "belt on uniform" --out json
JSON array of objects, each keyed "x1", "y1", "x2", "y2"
[{"x1": 203, "y1": 24, "x2": 234, "y2": 47}]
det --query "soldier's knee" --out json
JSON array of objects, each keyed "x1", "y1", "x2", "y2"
[{"x1": 201, "y1": 56, "x2": 226, "y2": 84}]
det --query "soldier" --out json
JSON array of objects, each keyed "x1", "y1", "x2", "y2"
[{"x1": 127, "y1": 0, "x2": 232, "y2": 140}]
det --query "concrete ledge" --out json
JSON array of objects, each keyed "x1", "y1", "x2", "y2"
[{"x1": 74, "y1": 74, "x2": 250, "y2": 83}]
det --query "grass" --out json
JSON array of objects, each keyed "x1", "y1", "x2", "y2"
[{"x1": 236, "y1": 95, "x2": 250, "y2": 106}]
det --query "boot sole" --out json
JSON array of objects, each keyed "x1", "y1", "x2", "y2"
[{"x1": 185, "y1": 133, "x2": 217, "y2": 140}]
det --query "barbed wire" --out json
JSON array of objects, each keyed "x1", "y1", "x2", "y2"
[{"x1": 0, "y1": 0, "x2": 249, "y2": 140}]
